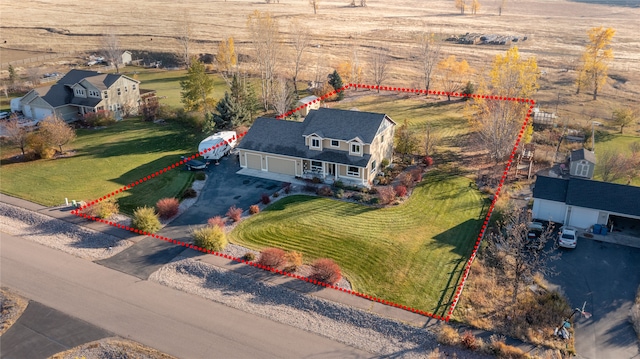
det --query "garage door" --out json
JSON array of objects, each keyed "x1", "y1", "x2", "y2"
[
  {"x1": 33, "y1": 107, "x2": 53, "y2": 121},
  {"x1": 568, "y1": 206, "x2": 599, "y2": 229},
  {"x1": 532, "y1": 199, "x2": 567, "y2": 224},
  {"x1": 267, "y1": 157, "x2": 296, "y2": 176},
  {"x1": 246, "y1": 153, "x2": 262, "y2": 170}
]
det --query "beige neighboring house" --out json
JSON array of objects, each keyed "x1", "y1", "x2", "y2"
[
  {"x1": 121, "y1": 51, "x2": 133, "y2": 65},
  {"x1": 296, "y1": 95, "x2": 320, "y2": 117},
  {"x1": 12, "y1": 69, "x2": 141, "y2": 123},
  {"x1": 237, "y1": 108, "x2": 396, "y2": 187}
]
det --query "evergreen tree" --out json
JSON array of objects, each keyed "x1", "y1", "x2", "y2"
[
  {"x1": 8, "y1": 65, "x2": 17, "y2": 86},
  {"x1": 180, "y1": 58, "x2": 215, "y2": 112},
  {"x1": 206, "y1": 74, "x2": 257, "y2": 131},
  {"x1": 327, "y1": 70, "x2": 344, "y2": 100}
]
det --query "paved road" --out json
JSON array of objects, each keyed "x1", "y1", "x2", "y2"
[
  {"x1": 1, "y1": 301, "x2": 113, "y2": 359},
  {"x1": 548, "y1": 238, "x2": 640, "y2": 359},
  {"x1": 97, "y1": 154, "x2": 282, "y2": 279},
  {"x1": 1, "y1": 232, "x2": 372, "y2": 359}
]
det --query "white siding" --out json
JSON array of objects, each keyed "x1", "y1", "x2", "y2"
[
  {"x1": 568, "y1": 206, "x2": 600, "y2": 229},
  {"x1": 33, "y1": 107, "x2": 53, "y2": 121},
  {"x1": 532, "y1": 199, "x2": 567, "y2": 224}
]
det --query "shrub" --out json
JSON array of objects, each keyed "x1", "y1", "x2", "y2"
[
  {"x1": 335, "y1": 188, "x2": 345, "y2": 199},
  {"x1": 489, "y1": 336, "x2": 528, "y2": 359},
  {"x1": 376, "y1": 175, "x2": 390, "y2": 186},
  {"x1": 27, "y1": 132, "x2": 55, "y2": 159},
  {"x1": 132, "y1": 206, "x2": 161, "y2": 233},
  {"x1": 317, "y1": 185, "x2": 333, "y2": 197},
  {"x1": 181, "y1": 188, "x2": 197, "y2": 199},
  {"x1": 304, "y1": 182, "x2": 317, "y2": 193},
  {"x1": 83, "y1": 110, "x2": 116, "y2": 127},
  {"x1": 398, "y1": 172, "x2": 414, "y2": 187},
  {"x1": 156, "y1": 197, "x2": 179, "y2": 219},
  {"x1": 309, "y1": 258, "x2": 342, "y2": 285},
  {"x1": 369, "y1": 197, "x2": 380, "y2": 205},
  {"x1": 311, "y1": 176, "x2": 323, "y2": 184},
  {"x1": 333, "y1": 180, "x2": 344, "y2": 189},
  {"x1": 394, "y1": 185, "x2": 408, "y2": 197},
  {"x1": 461, "y1": 331, "x2": 478, "y2": 350},
  {"x1": 192, "y1": 225, "x2": 227, "y2": 252},
  {"x1": 235, "y1": 125, "x2": 249, "y2": 137},
  {"x1": 249, "y1": 204, "x2": 260, "y2": 215},
  {"x1": 243, "y1": 252, "x2": 256, "y2": 262},
  {"x1": 82, "y1": 198, "x2": 119, "y2": 219},
  {"x1": 226, "y1": 205, "x2": 243, "y2": 222},
  {"x1": 272, "y1": 191, "x2": 279, "y2": 198},
  {"x1": 207, "y1": 216, "x2": 226, "y2": 228},
  {"x1": 284, "y1": 251, "x2": 303, "y2": 273},
  {"x1": 282, "y1": 182, "x2": 292, "y2": 194},
  {"x1": 377, "y1": 186, "x2": 395, "y2": 204},
  {"x1": 194, "y1": 171, "x2": 206, "y2": 181},
  {"x1": 424, "y1": 156, "x2": 434, "y2": 167},
  {"x1": 260, "y1": 193, "x2": 271, "y2": 205},
  {"x1": 380, "y1": 158, "x2": 390, "y2": 169},
  {"x1": 410, "y1": 167, "x2": 423, "y2": 182},
  {"x1": 437, "y1": 324, "x2": 460, "y2": 346},
  {"x1": 258, "y1": 247, "x2": 287, "y2": 269}
]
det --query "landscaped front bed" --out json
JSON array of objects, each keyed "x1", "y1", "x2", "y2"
[{"x1": 229, "y1": 169, "x2": 486, "y2": 316}]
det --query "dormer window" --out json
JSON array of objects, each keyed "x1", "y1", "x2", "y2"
[
  {"x1": 350, "y1": 143, "x2": 362, "y2": 156},
  {"x1": 310, "y1": 136, "x2": 321, "y2": 150},
  {"x1": 331, "y1": 140, "x2": 339, "y2": 148}
]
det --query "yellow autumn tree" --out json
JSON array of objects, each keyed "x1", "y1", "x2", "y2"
[
  {"x1": 471, "y1": 0, "x2": 480, "y2": 14},
  {"x1": 468, "y1": 46, "x2": 540, "y2": 161},
  {"x1": 216, "y1": 37, "x2": 237, "y2": 76},
  {"x1": 576, "y1": 27, "x2": 615, "y2": 100},
  {"x1": 455, "y1": 0, "x2": 466, "y2": 14},
  {"x1": 336, "y1": 60, "x2": 363, "y2": 85},
  {"x1": 437, "y1": 55, "x2": 471, "y2": 101}
]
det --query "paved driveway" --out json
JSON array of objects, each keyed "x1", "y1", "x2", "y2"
[
  {"x1": 97, "y1": 154, "x2": 282, "y2": 278},
  {"x1": 547, "y1": 237, "x2": 640, "y2": 359}
]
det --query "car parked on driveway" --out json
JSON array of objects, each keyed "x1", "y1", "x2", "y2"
[
  {"x1": 558, "y1": 227, "x2": 577, "y2": 248},
  {"x1": 185, "y1": 159, "x2": 208, "y2": 171}
]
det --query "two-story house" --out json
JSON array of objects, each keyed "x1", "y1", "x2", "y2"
[
  {"x1": 12, "y1": 69, "x2": 140, "y2": 122},
  {"x1": 237, "y1": 108, "x2": 396, "y2": 187}
]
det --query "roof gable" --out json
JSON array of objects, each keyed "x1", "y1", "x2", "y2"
[
  {"x1": 566, "y1": 178, "x2": 640, "y2": 217},
  {"x1": 570, "y1": 149, "x2": 596, "y2": 164},
  {"x1": 533, "y1": 175, "x2": 568, "y2": 202},
  {"x1": 301, "y1": 108, "x2": 392, "y2": 144}
]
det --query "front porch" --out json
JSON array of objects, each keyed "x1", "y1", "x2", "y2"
[{"x1": 301, "y1": 159, "x2": 367, "y2": 187}]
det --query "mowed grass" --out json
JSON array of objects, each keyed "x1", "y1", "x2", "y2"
[
  {"x1": 0, "y1": 117, "x2": 204, "y2": 213},
  {"x1": 230, "y1": 170, "x2": 486, "y2": 315},
  {"x1": 594, "y1": 134, "x2": 640, "y2": 186}
]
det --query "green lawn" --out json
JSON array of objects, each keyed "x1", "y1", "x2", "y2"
[
  {"x1": 229, "y1": 170, "x2": 487, "y2": 315},
  {"x1": 0, "y1": 117, "x2": 204, "y2": 213},
  {"x1": 594, "y1": 133, "x2": 640, "y2": 186}
]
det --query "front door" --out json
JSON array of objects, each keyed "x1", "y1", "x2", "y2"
[{"x1": 327, "y1": 163, "x2": 335, "y2": 177}]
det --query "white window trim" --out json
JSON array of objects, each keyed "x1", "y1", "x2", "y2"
[
  {"x1": 349, "y1": 142, "x2": 362, "y2": 156},
  {"x1": 330, "y1": 140, "x2": 340, "y2": 148},
  {"x1": 347, "y1": 166, "x2": 360, "y2": 177},
  {"x1": 370, "y1": 160, "x2": 377, "y2": 173},
  {"x1": 311, "y1": 160, "x2": 323, "y2": 172},
  {"x1": 310, "y1": 136, "x2": 322, "y2": 150}
]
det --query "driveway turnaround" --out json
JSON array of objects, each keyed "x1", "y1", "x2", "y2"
[
  {"x1": 97, "y1": 154, "x2": 282, "y2": 279},
  {"x1": 1, "y1": 301, "x2": 113, "y2": 359},
  {"x1": 1, "y1": 232, "x2": 372, "y2": 359},
  {"x1": 548, "y1": 237, "x2": 640, "y2": 359}
]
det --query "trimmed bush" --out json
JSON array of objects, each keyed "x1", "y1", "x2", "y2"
[
  {"x1": 226, "y1": 205, "x2": 242, "y2": 222},
  {"x1": 437, "y1": 325, "x2": 460, "y2": 346},
  {"x1": 194, "y1": 171, "x2": 206, "y2": 181},
  {"x1": 82, "y1": 198, "x2": 119, "y2": 219},
  {"x1": 335, "y1": 188, "x2": 345, "y2": 199},
  {"x1": 181, "y1": 188, "x2": 197, "y2": 199},
  {"x1": 377, "y1": 186, "x2": 395, "y2": 205},
  {"x1": 272, "y1": 191, "x2": 280, "y2": 198},
  {"x1": 284, "y1": 251, "x2": 303, "y2": 273},
  {"x1": 83, "y1": 110, "x2": 116, "y2": 127},
  {"x1": 261, "y1": 193, "x2": 271, "y2": 205},
  {"x1": 156, "y1": 197, "x2": 179, "y2": 219},
  {"x1": 192, "y1": 225, "x2": 227, "y2": 252},
  {"x1": 132, "y1": 206, "x2": 161, "y2": 233},
  {"x1": 410, "y1": 168, "x2": 423, "y2": 182},
  {"x1": 282, "y1": 182, "x2": 292, "y2": 194},
  {"x1": 333, "y1": 180, "x2": 344, "y2": 189},
  {"x1": 309, "y1": 258, "x2": 342, "y2": 285},
  {"x1": 394, "y1": 185, "x2": 408, "y2": 197},
  {"x1": 380, "y1": 158, "x2": 390, "y2": 169},
  {"x1": 249, "y1": 204, "x2": 260, "y2": 215},
  {"x1": 398, "y1": 172, "x2": 414, "y2": 187},
  {"x1": 207, "y1": 216, "x2": 226, "y2": 228},
  {"x1": 258, "y1": 247, "x2": 287, "y2": 269},
  {"x1": 424, "y1": 156, "x2": 434, "y2": 167},
  {"x1": 243, "y1": 252, "x2": 256, "y2": 262},
  {"x1": 317, "y1": 185, "x2": 333, "y2": 197}
]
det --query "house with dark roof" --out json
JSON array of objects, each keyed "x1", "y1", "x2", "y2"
[
  {"x1": 569, "y1": 148, "x2": 596, "y2": 179},
  {"x1": 237, "y1": 108, "x2": 396, "y2": 187},
  {"x1": 532, "y1": 175, "x2": 640, "y2": 235},
  {"x1": 12, "y1": 69, "x2": 141, "y2": 122}
]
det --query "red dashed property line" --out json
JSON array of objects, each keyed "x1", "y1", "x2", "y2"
[{"x1": 73, "y1": 83, "x2": 533, "y2": 322}]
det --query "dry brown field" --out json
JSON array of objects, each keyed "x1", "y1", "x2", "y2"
[{"x1": 1, "y1": 0, "x2": 639, "y2": 128}]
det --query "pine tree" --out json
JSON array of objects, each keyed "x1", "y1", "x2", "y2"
[
  {"x1": 180, "y1": 58, "x2": 215, "y2": 112},
  {"x1": 327, "y1": 70, "x2": 344, "y2": 100},
  {"x1": 207, "y1": 74, "x2": 255, "y2": 131}
]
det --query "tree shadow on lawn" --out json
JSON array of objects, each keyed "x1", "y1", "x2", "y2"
[{"x1": 78, "y1": 132, "x2": 197, "y2": 160}]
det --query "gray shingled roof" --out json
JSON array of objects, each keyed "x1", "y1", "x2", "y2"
[
  {"x1": 58, "y1": 69, "x2": 103, "y2": 86},
  {"x1": 70, "y1": 97, "x2": 103, "y2": 108},
  {"x1": 533, "y1": 175, "x2": 640, "y2": 217},
  {"x1": 238, "y1": 117, "x2": 371, "y2": 167},
  {"x1": 33, "y1": 84, "x2": 73, "y2": 108},
  {"x1": 302, "y1": 108, "x2": 389, "y2": 144},
  {"x1": 570, "y1": 149, "x2": 596, "y2": 164},
  {"x1": 533, "y1": 175, "x2": 568, "y2": 202}
]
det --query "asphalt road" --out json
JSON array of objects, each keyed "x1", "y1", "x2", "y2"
[
  {"x1": 548, "y1": 238, "x2": 640, "y2": 359},
  {"x1": 1, "y1": 232, "x2": 372, "y2": 359}
]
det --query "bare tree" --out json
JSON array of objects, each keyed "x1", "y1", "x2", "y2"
[
  {"x1": 498, "y1": 0, "x2": 506, "y2": 15},
  {"x1": 416, "y1": 31, "x2": 441, "y2": 95},
  {"x1": 289, "y1": 20, "x2": 311, "y2": 99},
  {"x1": 102, "y1": 30, "x2": 122, "y2": 73},
  {"x1": 487, "y1": 208, "x2": 559, "y2": 305},
  {"x1": 598, "y1": 149, "x2": 633, "y2": 182},
  {"x1": 38, "y1": 116, "x2": 76, "y2": 153},
  {"x1": 26, "y1": 67, "x2": 41, "y2": 86},
  {"x1": 370, "y1": 48, "x2": 390, "y2": 93},
  {"x1": 247, "y1": 11, "x2": 282, "y2": 110},
  {"x1": 424, "y1": 124, "x2": 441, "y2": 158},
  {"x1": 309, "y1": 0, "x2": 320, "y2": 14},
  {"x1": 177, "y1": 12, "x2": 193, "y2": 68},
  {"x1": 3, "y1": 115, "x2": 29, "y2": 156},
  {"x1": 271, "y1": 77, "x2": 294, "y2": 117}
]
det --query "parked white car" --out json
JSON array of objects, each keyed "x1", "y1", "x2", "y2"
[{"x1": 558, "y1": 227, "x2": 577, "y2": 248}]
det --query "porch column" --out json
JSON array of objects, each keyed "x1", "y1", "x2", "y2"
[{"x1": 334, "y1": 164, "x2": 338, "y2": 180}]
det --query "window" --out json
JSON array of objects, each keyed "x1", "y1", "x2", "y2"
[
  {"x1": 117, "y1": 88, "x2": 121, "y2": 96},
  {"x1": 331, "y1": 140, "x2": 339, "y2": 148},
  {"x1": 350, "y1": 143, "x2": 361, "y2": 155},
  {"x1": 74, "y1": 88, "x2": 85, "y2": 96},
  {"x1": 370, "y1": 160, "x2": 377, "y2": 173},
  {"x1": 132, "y1": 84, "x2": 137, "y2": 90},
  {"x1": 311, "y1": 161, "x2": 323, "y2": 173},
  {"x1": 347, "y1": 166, "x2": 359, "y2": 176},
  {"x1": 310, "y1": 137, "x2": 320, "y2": 149},
  {"x1": 103, "y1": 91, "x2": 108, "y2": 99},
  {"x1": 125, "y1": 86, "x2": 128, "y2": 93},
  {"x1": 381, "y1": 135, "x2": 384, "y2": 143}
]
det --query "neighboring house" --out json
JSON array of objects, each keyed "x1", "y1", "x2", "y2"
[
  {"x1": 237, "y1": 108, "x2": 396, "y2": 187},
  {"x1": 121, "y1": 51, "x2": 133, "y2": 65},
  {"x1": 532, "y1": 175, "x2": 640, "y2": 236},
  {"x1": 569, "y1": 148, "x2": 596, "y2": 179},
  {"x1": 296, "y1": 95, "x2": 320, "y2": 117},
  {"x1": 12, "y1": 69, "x2": 141, "y2": 122}
]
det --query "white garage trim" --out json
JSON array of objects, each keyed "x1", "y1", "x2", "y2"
[
  {"x1": 532, "y1": 199, "x2": 567, "y2": 224},
  {"x1": 567, "y1": 206, "x2": 600, "y2": 229}
]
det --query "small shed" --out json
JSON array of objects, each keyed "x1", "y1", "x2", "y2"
[
  {"x1": 296, "y1": 95, "x2": 320, "y2": 117},
  {"x1": 569, "y1": 148, "x2": 596, "y2": 179},
  {"x1": 121, "y1": 51, "x2": 132, "y2": 65}
]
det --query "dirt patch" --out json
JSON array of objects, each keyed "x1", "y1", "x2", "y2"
[
  {"x1": 49, "y1": 337, "x2": 177, "y2": 359},
  {"x1": 0, "y1": 287, "x2": 29, "y2": 336}
]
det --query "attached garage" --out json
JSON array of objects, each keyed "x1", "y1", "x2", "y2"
[
  {"x1": 532, "y1": 199, "x2": 567, "y2": 224},
  {"x1": 266, "y1": 156, "x2": 296, "y2": 176},
  {"x1": 245, "y1": 153, "x2": 262, "y2": 170},
  {"x1": 33, "y1": 107, "x2": 53, "y2": 121},
  {"x1": 567, "y1": 206, "x2": 599, "y2": 229}
]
